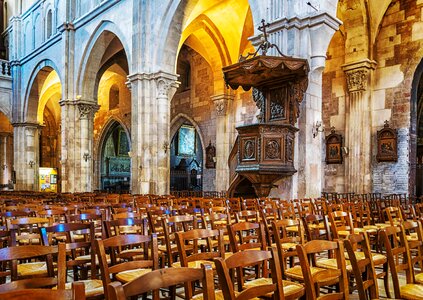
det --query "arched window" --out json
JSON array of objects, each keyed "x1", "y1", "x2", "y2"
[
  {"x1": 109, "y1": 84, "x2": 119, "y2": 109},
  {"x1": 46, "y1": 10, "x2": 52, "y2": 38}
]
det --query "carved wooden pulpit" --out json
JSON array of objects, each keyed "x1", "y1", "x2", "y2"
[{"x1": 223, "y1": 45, "x2": 309, "y2": 197}]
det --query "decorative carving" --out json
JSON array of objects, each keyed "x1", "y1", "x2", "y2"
[
  {"x1": 265, "y1": 139, "x2": 280, "y2": 159},
  {"x1": 205, "y1": 141, "x2": 216, "y2": 169},
  {"x1": 289, "y1": 78, "x2": 308, "y2": 124},
  {"x1": 325, "y1": 127, "x2": 343, "y2": 164},
  {"x1": 243, "y1": 139, "x2": 255, "y2": 160},
  {"x1": 376, "y1": 121, "x2": 398, "y2": 162},
  {"x1": 214, "y1": 99, "x2": 226, "y2": 116},
  {"x1": 78, "y1": 103, "x2": 98, "y2": 119},
  {"x1": 252, "y1": 88, "x2": 265, "y2": 122},
  {"x1": 345, "y1": 69, "x2": 368, "y2": 92},
  {"x1": 285, "y1": 134, "x2": 293, "y2": 162},
  {"x1": 157, "y1": 79, "x2": 172, "y2": 97}
]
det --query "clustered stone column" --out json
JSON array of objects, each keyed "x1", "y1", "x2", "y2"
[
  {"x1": 342, "y1": 59, "x2": 376, "y2": 193},
  {"x1": 212, "y1": 94, "x2": 233, "y2": 192},
  {"x1": 60, "y1": 100, "x2": 98, "y2": 192},
  {"x1": 12, "y1": 122, "x2": 39, "y2": 191},
  {"x1": 127, "y1": 71, "x2": 178, "y2": 195},
  {"x1": 0, "y1": 133, "x2": 11, "y2": 186}
]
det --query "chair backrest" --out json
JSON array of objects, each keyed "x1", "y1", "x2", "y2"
[
  {"x1": 384, "y1": 207, "x2": 404, "y2": 226},
  {"x1": 108, "y1": 264, "x2": 215, "y2": 300},
  {"x1": 175, "y1": 228, "x2": 224, "y2": 268},
  {"x1": 0, "y1": 281, "x2": 85, "y2": 300},
  {"x1": 95, "y1": 233, "x2": 158, "y2": 299},
  {"x1": 344, "y1": 232, "x2": 378, "y2": 300},
  {"x1": 302, "y1": 214, "x2": 330, "y2": 241},
  {"x1": 328, "y1": 210, "x2": 354, "y2": 240},
  {"x1": 235, "y1": 210, "x2": 259, "y2": 223},
  {"x1": 40, "y1": 222, "x2": 97, "y2": 281},
  {"x1": 379, "y1": 225, "x2": 414, "y2": 299},
  {"x1": 0, "y1": 243, "x2": 66, "y2": 292},
  {"x1": 104, "y1": 217, "x2": 148, "y2": 238},
  {"x1": 272, "y1": 219, "x2": 303, "y2": 276},
  {"x1": 228, "y1": 221, "x2": 266, "y2": 252},
  {"x1": 214, "y1": 248, "x2": 285, "y2": 300},
  {"x1": 296, "y1": 239, "x2": 349, "y2": 300}
]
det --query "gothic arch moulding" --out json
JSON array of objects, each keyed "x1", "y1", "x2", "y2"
[
  {"x1": 76, "y1": 20, "x2": 132, "y2": 102},
  {"x1": 157, "y1": 0, "x2": 259, "y2": 75},
  {"x1": 95, "y1": 116, "x2": 131, "y2": 160},
  {"x1": 170, "y1": 113, "x2": 206, "y2": 160},
  {"x1": 23, "y1": 59, "x2": 63, "y2": 123}
]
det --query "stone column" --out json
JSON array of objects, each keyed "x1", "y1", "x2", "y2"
[
  {"x1": 212, "y1": 94, "x2": 234, "y2": 193},
  {"x1": 12, "y1": 122, "x2": 40, "y2": 191},
  {"x1": 127, "y1": 71, "x2": 178, "y2": 195},
  {"x1": 60, "y1": 100, "x2": 98, "y2": 192},
  {"x1": 0, "y1": 134, "x2": 5, "y2": 185},
  {"x1": 342, "y1": 59, "x2": 376, "y2": 193}
]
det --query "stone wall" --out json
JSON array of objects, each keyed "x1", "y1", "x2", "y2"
[{"x1": 322, "y1": 0, "x2": 423, "y2": 195}]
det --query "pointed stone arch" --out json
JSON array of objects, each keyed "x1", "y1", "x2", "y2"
[
  {"x1": 23, "y1": 59, "x2": 62, "y2": 123},
  {"x1": 170, "y1": 113, "x2": 206, "y2": 160},
  {"x1": 76, "y1": 20, "x2": 131, "y2": 102}
]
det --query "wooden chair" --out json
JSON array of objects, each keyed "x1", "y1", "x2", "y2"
[
  {"x1": 328, "y1": 211, "x2": 354, "y2": 239},
  {"x1": 235, "y1": 210, "x2": 259, "y2": 223},
  {"x1": 174, "y1": 228, "x2": 224, "y2": 269},
  {"x1": 111, "y1": 211, "x2": 143, "y2": 220},
  {"x1": 40, "y1": 222, "x2": 103, "y2": 299},
  {"x1": 161, "y1": 215, "x2": 197, "y2": 267},
  {"x1": 0, "y1": 282, "x2": 86, "y2": 300},
  {"x1": 384, "y1": 206, "x2": 404, "y2": 226},
  {"x1": 260, "y1": 207, "x2": 280, "y2": 245},
  {"x1": 344, "y1": 232, "x2": 378, "y2": 300},
  {"x1": 108, "y1": 264, "x2": 215, "y2": 300},
  {"x1": 96, "y1": 233, "x2": 159, "y2": 299},
  {"x1": 0, "y1": 243, "x2": 66, "y2": 292},
  {"x1": 103, "y1": 217, "x2": 148, "y2": 238},
  {"x1": 66, "y1": 213, "x2": 104, "y2": 239},
  {"x1": 296, "y1": 240, "x2": 349, "y2": 299},
  {"x1": 272, "y1": 219, "x2": 304, "y2": 279},
  {"x1": 228, "y1": 221, "x2": 266, "y2": 252},
  {"x1": 379, "y1": 225, "x2": 423, "y2": 300},
  {"x1": 302, "y1": 214, "x2": 330, "y2": 241},
  {"x1": 214, "y1": 248, "x2": 304, "y2": 300},
  {"x1": 404, "y1": 220, "x2": 423, "y2": 284}
]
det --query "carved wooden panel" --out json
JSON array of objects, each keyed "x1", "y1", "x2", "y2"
[
  {"x1": 263, "y1": 137, "x2": 282, "y2": 160},
  {"x1": 240, "y1": 136, "x2": 258, "y2": 162},
  {"x1": 376, "y1": 121, "x2": 398, "y2": 162},
  {"x1": 325, "y1": 127, "x2": 343, "y2": 164}
]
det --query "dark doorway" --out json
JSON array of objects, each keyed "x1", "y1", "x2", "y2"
[
  {"x1": 100, "y1": 122, "x2": 130, "y2": 192},
  {"x1": 170, "y1": 122, "x2": 203, "y2": 192}
]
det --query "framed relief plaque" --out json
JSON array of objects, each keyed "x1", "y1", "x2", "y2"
[
  {"x1": 376, "y1": 121, "x2": 397, "y2": 162},
  {"x1": 325, "y1": 127, "x2": 343, "y2": 164}
]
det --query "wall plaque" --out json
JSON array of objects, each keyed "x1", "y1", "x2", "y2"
[
  {"x1": 376, "y1": 121, "x2": 397, "y2": 162},
  {"x1": 325, "y1": 127, "x2": 343, "y2": 164}
]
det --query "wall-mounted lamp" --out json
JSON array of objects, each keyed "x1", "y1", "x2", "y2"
[
  {"x1": 127, "y1": 151, "x2": 132, "y2": 157},
  {"x1": 1, "y1": 164, "x2": 6, "y2": 170},
  {"x1": 163, "y1": 141, "x2": 170, "y2": 154},
  {"x1": 341, "y1": 147, "x2": 349, "y2": 156},
  {"x1": 312, "y1": 121, "x2": 325, "y2": 138},
  {"x1": 83, "y1": 152, "x2": 91, "y2": 162},
  {"x1": 212, "y1": 157, "x2": 217, "y2": 163},
  {"x1": 28, "y1": 160, "x2": 35, "y2": 168}
]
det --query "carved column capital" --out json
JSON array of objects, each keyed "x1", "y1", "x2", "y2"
[
  {"x1": 211, "y1": 94, "x2": 234, "y2": 117},
  {"x1": 77, "y1": 103, "x2": 99, "y2": 119},
  {"x1": 342, "y1": 59, "x2": 377, "y2": 93}
]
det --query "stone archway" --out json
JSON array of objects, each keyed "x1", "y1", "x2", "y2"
[
  {"x1": 15, "y1": 63, "x2": 62, "y2": 191},
  {"x1": 98, "y1": 120, "x2": 131, "y2": 192}
]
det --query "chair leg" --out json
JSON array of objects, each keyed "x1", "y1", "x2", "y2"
[{"x1": 383, "y1": 262, "x2": 390, "y2": 299}]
